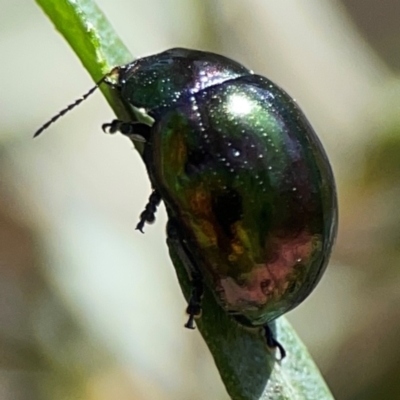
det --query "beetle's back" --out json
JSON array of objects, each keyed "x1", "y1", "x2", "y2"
[
  {"x1": 119, "y1": 48, "x2": 250, "y2": 111},
  {"x1": 148, "y1": 74, "x2": 337, "y2": 325}
]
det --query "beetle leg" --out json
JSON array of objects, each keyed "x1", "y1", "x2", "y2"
[
  {"x1": 263, "y1": 324, "x2": 286, "y2": 360},
  {"x1": 166, "y1": 219, "x2": 205, "y2": 330},
  {"x1": 184, "y1": 273, "x2": 204, "y2": 329},
  {"x1": 102, "y1": 120, "x2": 151, "y2": 142},
  {"x1": 136, "y1": 190, "x2": 162, "y2": 233}
]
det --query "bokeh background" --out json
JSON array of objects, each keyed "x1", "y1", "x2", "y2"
[{"x1": 1, "y1": 0, "x2": 400, "y2": 399}]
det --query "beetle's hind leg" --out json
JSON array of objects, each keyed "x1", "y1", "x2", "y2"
[
  {"x1": 263, "y1": 324, "x2": 286, "y2": 360},
  {"x1": 136, "y1": 190, "x2": 162, "y2": 233},
  {"x1": 166, "y1": 219, "x2": 205, "y2": 330},
  {"x1": 184, "y1": 272, "x2": 204, "y2": 329},
  {"x1": 102, "y1": 120, "x2": 151, "y2": 142}
]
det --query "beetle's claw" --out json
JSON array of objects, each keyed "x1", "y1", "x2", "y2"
[
  {"x1": 102, "y1": 119, "x2": 121, "y2": 134},
  {"x1": 185, "y1": 303, "x2": 201, "y2": 330},
  {"x1": 264, "y1": 324, "x2": 286, "y2": 360},
  {"x1": 266, "y1": 337, "x2": 286, "y2": 361},
  {"x1": 274, "y1": 341, "x2": 286, "y2": 361},
  {"x1": 102, "y1": 123, "x2": 110, "y2": 133},
  {"x1": 184, "y1": 314, "x2": 196, "y2": 330},
  {"x1": 135, "y1": 221, "x2": 145, "y2": 233}
]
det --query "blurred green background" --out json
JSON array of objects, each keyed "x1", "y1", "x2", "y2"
[{"x1": 1, "y1": 0, "x2": 400, "y2": 399}]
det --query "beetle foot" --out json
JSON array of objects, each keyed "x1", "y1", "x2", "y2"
[
  {"x1": 102, "y1": 120, "x2": 151, "y2": 142},
  {"x1": 184, "y1": 308, "x2": 199, "y2": 330},
  {"x1": 264, "y1": 324, "x2": 286, "y2": 360},
  {"x1": 184, "y1": 276, "x2": 204, "y2": 330},
  {"x1": 184, "y1": 315, "x2": 195, "y2": 329},
  {"x1": 185, "y1": 303, "x2": 202, "y2": 329},
  {"x1": 102, "y1": 120, "x2": 122, "y2": 134},
  {"x1": 136, "y1": 191, "x2": 162, "y2": 233}
]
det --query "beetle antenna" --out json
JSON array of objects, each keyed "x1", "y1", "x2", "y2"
[{"x1": 33, "y1": 67, "x2": 120, "y2": 138}]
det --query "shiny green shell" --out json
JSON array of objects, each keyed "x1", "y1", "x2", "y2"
[{"x1": 118, "y1": 48, "x2": 337, "y2": 326}]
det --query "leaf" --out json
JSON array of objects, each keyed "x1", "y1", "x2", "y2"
[{"x1": 35, "y1": 0, "x2": 335, "y2": 399}]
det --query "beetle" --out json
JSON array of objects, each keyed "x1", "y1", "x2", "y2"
[{"x1": 35, "y1": 48, "x2": 338, "y2": 360}]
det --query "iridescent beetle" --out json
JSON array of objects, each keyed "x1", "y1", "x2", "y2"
[{"x1": 35, "y1": 48, "x2": 338, "y2": 359}]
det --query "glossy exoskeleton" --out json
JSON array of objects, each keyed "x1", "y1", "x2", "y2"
[{"x1": 35, "y1": 48, "x2": 338, "y2": 359}]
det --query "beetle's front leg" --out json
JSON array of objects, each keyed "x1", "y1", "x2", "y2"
[
  {"x1": 102, "y1": 120, "x2": 151, "y2": 142},
  {"x1": 166, "y1": 219, "x2": 205, "y2": 329}
]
